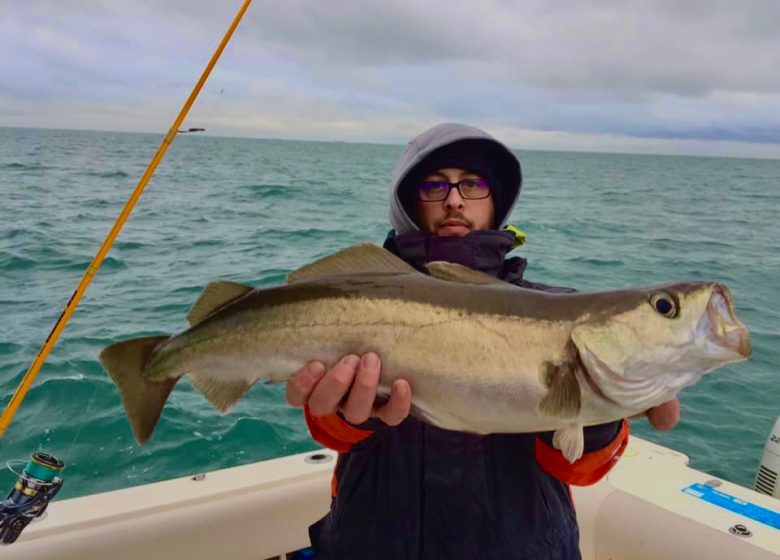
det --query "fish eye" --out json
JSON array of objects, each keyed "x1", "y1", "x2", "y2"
[{"x1": 649, "y1": 293, "x2": 678, "y2": 318}]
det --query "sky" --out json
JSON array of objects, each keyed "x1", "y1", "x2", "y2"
[{"x1": 2, "y1": 0, "x2": 780, "y2": 158}]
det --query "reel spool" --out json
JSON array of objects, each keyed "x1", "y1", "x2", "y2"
[{"x1": 0, "y1": 452, "x2": 64, "y2": 544}]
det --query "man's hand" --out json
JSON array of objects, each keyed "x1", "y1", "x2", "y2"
[
  {"x1": 641, "y1": 398, "x2": 680, "y2": 431},
  {"x1": 286, "y1": 352, "x2": 412, "y2": 427}
]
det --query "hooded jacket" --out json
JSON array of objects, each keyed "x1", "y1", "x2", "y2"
[
  {"x1": 389, "y1": 122, "x2": 522, "y2": 235},
  {"x1": 305, "y1": 124, "x2": 628, "y2": 559}
]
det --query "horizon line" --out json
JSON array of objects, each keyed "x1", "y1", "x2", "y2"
[{"x1": 2, "y1": 124, "x2": 779, "y2": 163}]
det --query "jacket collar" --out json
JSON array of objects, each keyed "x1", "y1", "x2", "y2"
[{"x1": 383, "y1": 229, "x2": 527, "y2": 280}]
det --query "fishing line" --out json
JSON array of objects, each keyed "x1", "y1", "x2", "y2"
[
  {"x1": 202, "y1": 88, "x2": 226, "y2": 131},
  {"x1": 63, "y1": 378, "x2": 99, "y2": 460}
]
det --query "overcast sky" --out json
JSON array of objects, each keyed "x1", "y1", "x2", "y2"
[{"x1": 2, "y1": 0, "x2": 780, "y2": 158}]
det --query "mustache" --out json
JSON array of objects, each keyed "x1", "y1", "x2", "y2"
[{"x1": 435, "y1": 214, "x2": 473, "y2": 228}]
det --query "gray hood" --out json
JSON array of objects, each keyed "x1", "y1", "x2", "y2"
[{"x1": 389, "y1": 123, "x2": 522, "y2": 235}]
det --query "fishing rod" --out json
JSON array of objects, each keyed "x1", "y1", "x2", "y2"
[{"x1": 0, "y1": 0, "x2": 254, "y2": 442}]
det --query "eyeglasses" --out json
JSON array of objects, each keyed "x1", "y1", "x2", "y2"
[{"x1": 417, "y1": 178, "x2": 493, "y2": 202}]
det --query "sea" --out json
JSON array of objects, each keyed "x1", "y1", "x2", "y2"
[{"x1": 0, "y1": 126, "x2": 778, "y2": 500}]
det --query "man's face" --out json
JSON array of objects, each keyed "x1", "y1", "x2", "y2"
[{"x1": 416, "y1": 168, "x2": 495, "y2": 236}]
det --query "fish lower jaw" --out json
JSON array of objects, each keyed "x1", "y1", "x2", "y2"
[{"x1": 704, "y1": 332, "x2": 751, "y2": 361}]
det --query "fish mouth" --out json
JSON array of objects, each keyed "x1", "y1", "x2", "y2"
[{"x1": 703, "y1": 284, "x2": 751, "y2": 358}]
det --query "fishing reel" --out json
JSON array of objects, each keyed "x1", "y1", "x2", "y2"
[{"x1": 0, "y1": 452, "x2": 64, "y2": 544}]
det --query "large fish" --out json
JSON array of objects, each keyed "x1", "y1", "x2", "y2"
[{"x1": 99, "y1": 244, "x2": 751, "y2": 462}]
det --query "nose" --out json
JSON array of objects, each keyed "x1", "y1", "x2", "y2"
[{"x1": 444, "y1": 187, "x2": 465, "y2": 210}]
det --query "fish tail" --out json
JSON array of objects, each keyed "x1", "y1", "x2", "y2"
[{"x1": 99, "y1": 335, "x2": 177, "y2": 444}]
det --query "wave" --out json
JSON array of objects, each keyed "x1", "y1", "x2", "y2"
[
  {"x1": 238, "y1": 184, "x2": 299, "y2": 197},
  {"x1": 53, "y1": 255, "x2": 126, "y2": 272},
  {"x1": 256, "y1": 227, "x2": 353, "y2": 240},
  {"x1": 139, "y1": 301, "x2": 190, "y2": 317},
  {"x1": 1, "y1": 228, "x2": 34, "y2": 239},
  {"x1": 569, "y1": 256, "x2": 625, "y2": 267},
  {"x1": 0, "y1": 341, "x2": 23, "y2": 354},
  {"x1": 191, "y1": 238, "x2": 222, "y2": 247},
  {"x1": 114, "y1": 240, "x2": 144, "y2": 250},
  {"x1": 1, "y1": 162, "x2": 52, "y2": 171},
  {"x1": 172, "y1": 285, "x2": 205, "y2": 296},
  {"x1": 0, "y1": 253, "x2": 37, "y2": 269},
  {"x1": 84, "y1": 170, "x2": 130, "y2": 178}
]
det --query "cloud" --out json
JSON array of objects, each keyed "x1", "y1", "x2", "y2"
[
  {"x1": 2, "y1": 0, "x2": 780, "y2": 156},
  {"x1": 149, "y1": 0, "x2": 780, "y2": 97}
]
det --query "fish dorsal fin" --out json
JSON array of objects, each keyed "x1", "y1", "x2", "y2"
[
  {"x1": 425, "y1": 261, "x2": 507, "y2": 285},
  {"x1": 287, "y1": 243, "x2": 417, "y2": 283},
  {"x1": 187, "y1": 280, "x2": 253, "y2": 326}
]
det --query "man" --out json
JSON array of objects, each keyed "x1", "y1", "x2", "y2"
[{"x1": 286, "y1": 123, "x2": 679, "y2": 559}]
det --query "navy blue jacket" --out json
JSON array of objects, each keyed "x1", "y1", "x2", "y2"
[{"x1": 306, "y1": 231, "x2": 628, "y2": 559}]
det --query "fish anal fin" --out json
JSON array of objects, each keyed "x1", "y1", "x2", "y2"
[
  {"x1": 190, "y1": 375, "x2": 254, "y2": 413},
  {"x1": 553, "y1": 425, "x2": 585, "y2": 463},
  {"x1": 287, "y1": 243, "x2": 417, "y2": 283},
  {"x1": 187, "y1": 281, "x2": 253, "y2": 326},
  {"x1": 425, "y1": 261, "x2": 508, "y2": 285},
  {"x1": 537, "y1": 361, "x2": 582, "y2": 419}
]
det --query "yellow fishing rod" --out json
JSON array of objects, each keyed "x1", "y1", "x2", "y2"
[{"x1": 0, "y1": 0, "x2": 253, "y2": 439}]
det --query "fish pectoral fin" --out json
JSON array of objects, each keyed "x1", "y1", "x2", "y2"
[
  {"x1": 537, "y1": 361, "x2": 582, "y2": 419},
  {"x1": 190, "y1": 375, "x2": 254, "y2": 413},
  {"x1": 425, "y1": 261, "x2": 508, "y2": 285},
  {"x1": 286, "y1": 243, "x2": 417, "y2": 283},
  {"x1": 553, "y1": 425, "x2": 585, "y2": 463},
  {"x1": 187, "y1": 281, "x2": 253, "y2": 326}
]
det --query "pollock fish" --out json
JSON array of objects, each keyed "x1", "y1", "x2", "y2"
[{"x1": 99, "y1": 244, "x2": 751, "y2": 461}]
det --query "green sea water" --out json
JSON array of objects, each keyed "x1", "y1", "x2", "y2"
[{"x1": 0, "y1": 126, "x2": 778, "y2": 500}]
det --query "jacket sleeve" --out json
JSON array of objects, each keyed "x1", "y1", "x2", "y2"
[
  {"x1": 535, "y1": 419, "x2": 629, "y2": 486},
  {"x1": 303, "y1": 405, "x2": 377, "y2": 453}
]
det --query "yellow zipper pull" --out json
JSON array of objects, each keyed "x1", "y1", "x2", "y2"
[{"x1": 504, "y1": 224, "x2": 528, "y2": 249}]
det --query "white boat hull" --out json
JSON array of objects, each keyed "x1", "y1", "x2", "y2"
[{"x1": 4, "y1": 437, "x2": 779, "y2": 559}]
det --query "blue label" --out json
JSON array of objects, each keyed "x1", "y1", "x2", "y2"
[{"x1": 682, "y1": 483, "x2": 780, "y2": 530}]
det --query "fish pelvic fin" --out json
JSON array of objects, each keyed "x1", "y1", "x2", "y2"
[
  {"x1": 537, "y1": 360, "x2": 582, "y2": 419},
  {"x1": 425, "y1": 261, "x2": 508, "y2": 285},
  {"x1": 287, "y1": 243, "x2": 417, "y2": 283},
  {"x1": 553, "y1": 425, "x2": 585, "y2": 463},
  {"x1": 99, "y1": 336, "x2": 177, "y2": 444},
  {"x1": 190, "y1": 375, "x2": 254, "y2": 413},
  {"x1": 187, "y1": 280, "x2": 253, "y2": 326}
]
